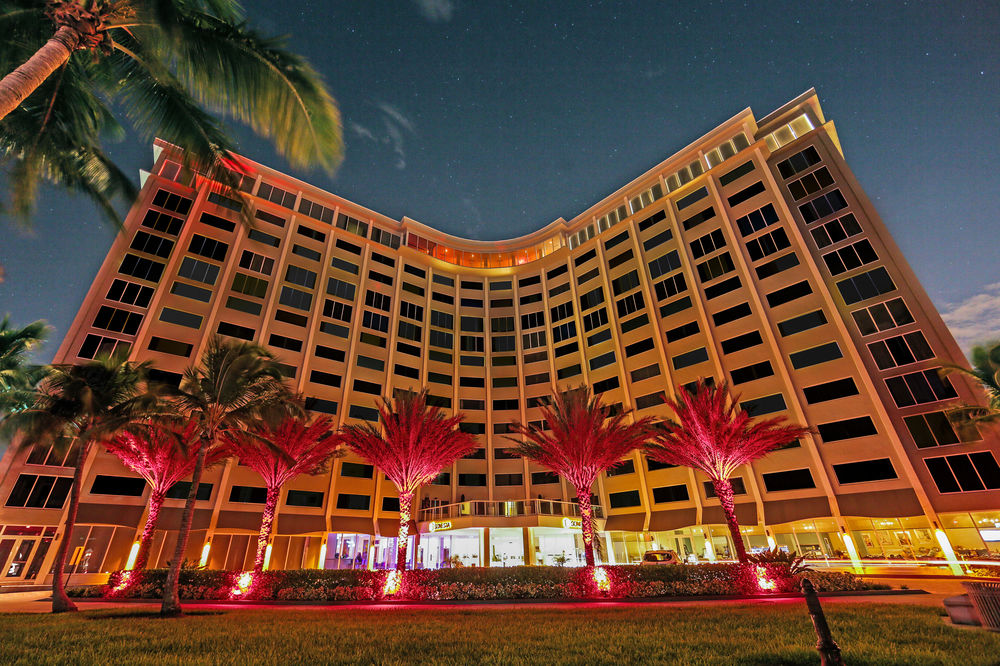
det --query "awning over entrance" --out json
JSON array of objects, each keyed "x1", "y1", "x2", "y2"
[
  {"x1": 648, "y1": 508, "x2": 697, "y2": 532},
  {"x1": 603, "y1": 512, "x2": 646, "y2": 531},
  {"x1": 376, "y1": 518, "x2": 418, "y2": 537},
  {"x1": 762, "y1": 497, "x2": 831, "y2": 525},
  {"x1": 837, "y1": 488, "x2": 922, "y2": 518},
  {"x1": 330, "y1": 516, "x2": 375, "y2": 535},
  {"x1": 276, "y1": 513, "x2": 326, "y2": 535},
  {"x1": 76, "y1": 502, "x2": 144, "y2": 528},
  {"x1": 702, "y1": 503, "x2": 757, "y2": 526}
]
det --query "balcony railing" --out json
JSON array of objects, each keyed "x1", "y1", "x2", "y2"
[{"x1": 419, "y1": 499, "x2": 604, "y2": 522}]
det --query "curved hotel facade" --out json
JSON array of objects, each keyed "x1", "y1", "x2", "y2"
[{"x1": 2, "y1": 90, "x2": 999, "y2": 581}]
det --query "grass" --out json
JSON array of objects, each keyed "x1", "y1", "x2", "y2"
[{"x1": 1, "y1": 603, "x2": 996, "y2": 665}]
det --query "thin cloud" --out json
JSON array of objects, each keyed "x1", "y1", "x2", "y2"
[
  {"x1": 347, "y1": 103, "x2": 417, "y2": 170},
  {"x1": 413, "y1": 0, "x2": 455, "y2": 22},
  {"x1": 940, "y1": 282, "x2": 1000, "y2": 356}
]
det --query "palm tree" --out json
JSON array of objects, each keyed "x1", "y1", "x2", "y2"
[
  {"x1": 646, "y1": 380, "x2": 810, "y2": 563},
  {"x1": 0, "y1": 0, "x2": 342, "y2": 225},
  {"x1": 2, "y1": 349, "x2": 156, "y2": 612},
  {"x1": 0, "y1": 315, "x2": 50, "y2": 415},
  {"x1": 336, "y1": 390, "x2": 477, "y2": 572},
  {"x1": 104, "y1": 417, "x2": 226, "y2": 570},
  {"x1": 945, "y1": 341, "x2": 1000, "y2": 428},
  {"x1": 159, "y1": 335, "x2": 291, "y2": 617},
  {"x1": 508, "y1": 386, "x2": 658, "y2": 567},
  {"x1": 222, "y1": 411, "x2": 340, "y2": 576}
]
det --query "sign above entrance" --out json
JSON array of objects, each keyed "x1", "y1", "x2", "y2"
[
  {"x1": 562, "y1": 518, "x2": 582, "y2": 530},
  {"x1": 429, "y1": 521, "x2": 452, "y2": 532}
]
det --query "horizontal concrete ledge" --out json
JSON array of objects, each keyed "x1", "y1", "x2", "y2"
[
  {"x1": 72, "y1": 588, "x2": 927, "y2": 607},
  {"x1": 0, "y1": 591, "x2": 52, "y2": 602}
]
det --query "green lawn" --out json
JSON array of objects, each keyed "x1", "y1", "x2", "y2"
[{"x1": 1, "y1": 603, "x2": 994, "y2": 665}]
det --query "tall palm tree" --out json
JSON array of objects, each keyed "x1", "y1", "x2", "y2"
[
  {"x1": 2, "y1": 349, "x2": 156, "y2": 612},
  {"x1": 508, "y1": 386, "x2": 658, "y2": 567},
  {"x1": 159, "y1": 335, "x2": 291, "y2": 617},
  {"x1": 945, "y1": 341, "x2": 1000, "y2": 427},
  {"x1": 223, "y1": 411, "x2": 340, "y2": 576},
  {"x1": 0, "y1": 0, "x2": 342, "y2": 225},
  {"x1": 646, "y1": 381, "x2": 810, "y2": 563},
  {"x1": 336, "y1": 390, "x2": 477, "y2": 572},
  {"x1": 0, "y1": 315, "x2": 50, "y2": 415},
  {"x1": 104, "y1": 416, "x2": 226, "y2": 570}
]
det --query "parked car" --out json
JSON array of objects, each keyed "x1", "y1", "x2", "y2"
[{"x1": 640, "y1": 550, "x2": 681, "y2": 565}]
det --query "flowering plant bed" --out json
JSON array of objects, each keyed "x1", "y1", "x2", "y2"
[{"x1": 72, "y1": 564, "x2": 883, "y2": 602}]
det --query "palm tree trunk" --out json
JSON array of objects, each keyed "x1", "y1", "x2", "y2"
[
  {"x1": 253, "y1": 487, "x2": 279, "y2": 576},
  {"x1": 161, "y1": 436, "x2": 208, "y2": 617},
  {"x1": 575, "y1": 486, "x2": 596, "y2": 567},
  {"x1": 0, "y1": 25, "x2": 80, "y2": 122},
  {"x1": 395, "y1": 491, "x2": 413, "y2": 572},
  {"x1": 133, "y1": 490, "x2": 165, "y2": 571},
  {"x1": 712, "y1": 477, "x2": 748, "y2": 563},
  {"x1": 50, "y1": 439, "x2": 90, "y2": 613}
]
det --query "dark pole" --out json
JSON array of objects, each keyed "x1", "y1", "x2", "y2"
[{"x1": 801, "y1": 578, "x2": 844, "y2": 666}]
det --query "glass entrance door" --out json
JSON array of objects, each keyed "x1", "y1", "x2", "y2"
[{"x1": 1, "y1": 538, "x2": 37, "y2": 580}]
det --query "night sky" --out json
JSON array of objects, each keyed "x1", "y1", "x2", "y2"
[{"x1": 2, "y1": 0, "x2": 999, "y2": 361}]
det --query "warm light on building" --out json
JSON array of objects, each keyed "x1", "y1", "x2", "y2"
[{"x1": 124, "y1": 542, "x2": 140, "y2": 571}]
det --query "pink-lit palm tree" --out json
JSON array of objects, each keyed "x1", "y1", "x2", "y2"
[
  {"x1": 336, "y1": 390, "x2": 476, "y2": 572},
  {"x1": 509, "y1": 386, "x2": 658, "y2": 567},
  {"x1": 647, "y1": 380, "x2": 810, "y2": 563},
  {"x1": 223, "y1": 413, "x2": 341, "y2": 575},
  {"x1": 104, "y1": 418, "x2": 226, "y2": 571}
]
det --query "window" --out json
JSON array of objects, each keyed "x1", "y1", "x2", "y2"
[
  {"x1": 177, "y1": 257, "x2": 218, "y2": 285},
  {"x1": 141, "y1": 208, "x2": 183, "y2": 235},
  {"x1": 399, "y1": 300, "x2": 424, "y2": 321},
  {"x1": 395, "y1": 364, "x2": 419, "y2": 379},
  {"x1": 187, "y1": 234, "x2": 228, "y2": 262},
  {"x1": 402, "y1": 282, "x2": 425, "y2": 297},
  {"x1": 735, "y1": 203, "x2": 780, "y2": 237},
  {"x1": 331, "y1": 257, "x2": 359, "y2": 275},
  {"x1": 552, "y1": 321, "x2": 577, "y2": 343},
  {"x1": 231, "y1": 273, "x2": 268, "y2": 298},
  {"x1": 727, "y1": 181, "x2": 765, "y2": 207},
  {"x1": 430, "y1": 310, "x2": 453, "y2": 329},
  {"x1": 254, "y1": 209, "x2": 285, "y2": 227},
  {"x1": 675, "y1": 186, "x2": 707, "y2": 211},
  {"x1": 433, "y1": 291, "x2": 454, "y2": 305},
  {"x1": 550, "y1": 301, "x2": 574, "y2": 323},
  {"x1": 704, "y1": 276, "x2": 742, "y2": 300},
  {"x1": 292, "y1": 244, "x2": 321, "y2": 262},
  {"x1": 740, "y1": 393, "x2": 786, "y2": 417},
  {"x1": 519, "y1": 293, "x2": 541, "y2": 306},
  {"x1": 611, "y1": 270, "x2": 640, "y2": 296},
  {"x1": 811, "y1": 213, "x2": 863, "y2": 249},
  {"x1": 643, "y1": 229, "x2": 674, "y2": 252},
  {"x1": 696, "y1": 252, "x2": 735, "y2": 282},
  {"x1": 248, "y1": 229, "x2": 281, "y2": 247},
  {"x1": 672, "y1": 347, "x2": 708, "y2": 370},
  {"x1": 823, "y1": 239, "x2": 879, "y2": 276},
  {"x1": 159, "y1": 307, "x2": 202, "y2": 329},
  {"x1": 704, "y1": 478, "x2": 746, "y2": 497},
  {"x1": 852, "y1": 298, "x2": 914, "y2": 335},
  {"x1": 788, "y1": 167, "x2": 834, "y2": 201},
  {"x1": 885, "y1": 369, "x2": 957, "y2": 407},
  {"x1": 429, "y1": 329, "x2": 453, "y2": 349},
  {"x1": 491, "y1": 316, "x2": 515, "y2": 333},
  {"x1": 655, "y1": 274, "x2": 687, "y2": 302},
  {"x1": 904, "y1": 411, "x2": 974, "y2": 448},
  {"x1": 171, "y1": 281, "x2": 212, "y2": 303},
  {"x1": 799, "y1": 189, "x2": 848, "y2": 223},
  {"x1": 730, "y1": 361, "x2": 774, "y2": 384},
  {"x1": 130, "y1": 231, "x2": 175, "y2": 258},
  {"x1": 555, "y1": 342, "x2": 578, "y2": 358},
  {"x1": 280, "y1": 286, "x2": 313, "y2": 312},
  {"x1": 217, "y1": 321, "x2": 255, "y2": 340},
  {"x1": 521, "y1": 311, "x2": 545, "y2": 329},
  {"x1": 777, "y1": 146, "x2": 821, "y2": 178},
  {"x1": 625, "y1": 338, "x2": 655, "y2": 357},
  {"x1": 336, "y1": 493, "x2": 371, "y2": 510},
  {"x1": 532, "y1": 471, "x2": 560, "y2": 485},
  {"x1": 523, "y1": 330, "x2": 547, "y2": 349},
  {"x1": 817, "y1": 416, "x2": 878, "y2": 442},
  {"x1": 720, "y1": 331, "x2": 762, "y2": 354},
  {"x1": 648, "y1": 250, "x2": 681, "y2": 280},
  {"x1": 547, "y1": 284, "x2": 569, "y2": 298},
  {"x1": 762, "y1": 468, "x2": 816, "y2": 492},
  {"x1": 310, "y1": 370, "x2": 341, "y2": 387},
  {"x1": 833, "y1": 458, "x2": 897, "y2": 485},
  {"x1": 778, "y1": 310, "x2": 828, "y2": 336},
  {"x1": 79, "y1": 334, "x2": 130, "y2": 359},
  {"x1": 166, "y1": 481, "x2": 212, "y2": 500},
  {"x1": 107, "y1": 279, "x2": 154, "y2": 307},
  {"x1": 557, "y1": 364, "x2": 582, "y2": 379},
  {"x1": 789, "y1": 342, "x2": 842, "y2": 369},
  {"x1": 495, "y1": 474, "x2": 523, "y2": 486},
  {"x1": 607, "y1": 249, "x2": 633, "y2": 270},
  {"x1": 635, "y1": 392, "x2": 666, "y2": 410},
  {"x1": 397, "y1": 321, "x2": 422, "y2": 343},
  {"x1": 577, "y1": 267, "x2": 600, "y2": 284},
  {"x1": 199, "y1": 212, "x2": 235, "y2": 232},
  {"x1": 746, "y1": 228, "x2": 791, "y2": 261},
  {"x1": 803, "y1": 378, "x2": 859, "y2": 404},
  {"x1": 681, "y1": 206, "x2": 715, "y2": 231},
  {"x1": 148, "y1": 337, "x2": 192, "y2": 357},
  {"x1": 492, "y1": 335, "x2": 516, "y2": 352},
  {"x1": 590, "y1": 350, "x2": 616, "y2": 370},
  {"x1": 90, "y1": 474, "x2": 145, "y2": 496},
  {"x1": 690, "y1": 229, "x2": 726, "y2": 259},
  {"x1": 151, "y1": 189, "x2": 192, "y2": 214},
  {"x1": 5, "y1": 474, "x2": 72, "y2": 508},
  {"x1": 336, "y1": 213, "x2": 369, "y2": 238},
  {"x1": 461, "y1": 316, "x2": 484, "y2": 333},
  {"x1": 665, "y1": 321, "x2": 699, "y2": 342},
  {"x1": 579, "y1": 286, "x2": 605, "y2": 311},
  {"x1": 621, "y1": 313, "x2": 649, "y2": 334},
  {"x1": 616, "y1": 292, "x2": 645, "y2": 318},
  {"x1": 925, "y1": 452, "x2": 1000, "y2": 493},
  {"x1": 287, "y1": 490, "x2": 324, "y2": 507},
  {"x1": 755, "y1": 253, "x2": 799, "y2": 279},
  {"x1": 356, "y1": 355, "x2": 384, "y2": 371},
  {"x1": 460, "y1": 335, "x2": 483, "y2": 352},
  {"x1": 119, "y1": 253, "x2": 166, "y2": 282},
  {"x1": 766, "y1": 280, "x2": 812, "y2": 307},
  {"x1": 315, "y1": 345, "x2": 346, "y2": 362},
  {"x1": 630, "y1": 363, "x2": 660, "y2": 382},
  {"x1": 719, "y1": 160, "x2": 755, "y2": 185},
  {"x1": 93, "y1": 306, "x2": 143, "y2": 335},
  {"x1": 609, "y1": 490, "x2": 642, "y2": 508},
  {"x1": 348, "y1": 405, "x2": 379, "y2": 422},
  {"x1": 458, "y1": 474, "x2": 488, "y2": 486},
  {"x1": 582, "y1": 308, "x2": 608, "y2": 332},
  {"x1": 229, "y1": 486, "x2": 267, "y2": 503},
  {"x1": 868, "y1": 331, "x2": 934, "y2": 369}
]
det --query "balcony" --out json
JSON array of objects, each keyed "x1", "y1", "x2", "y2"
[{"x1": 418, "y1": 499, "x2": 604, "y2": 522}]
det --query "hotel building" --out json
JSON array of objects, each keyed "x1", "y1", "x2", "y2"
[{"x1": 2, "y1": 90, "x2": 999, "y2": 583}]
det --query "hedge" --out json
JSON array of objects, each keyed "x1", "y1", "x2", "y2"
[{"x1": 70, "y1": 564, "x2": 884, "y2": 602}]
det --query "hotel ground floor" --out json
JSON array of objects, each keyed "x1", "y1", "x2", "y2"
[{"x1": 2, "y1": 506, "x2": 999, "y2": 587}]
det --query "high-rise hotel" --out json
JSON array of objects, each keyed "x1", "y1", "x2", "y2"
[{"x1": 2, "y1": 90, "x2": 998, "y2": 584}]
